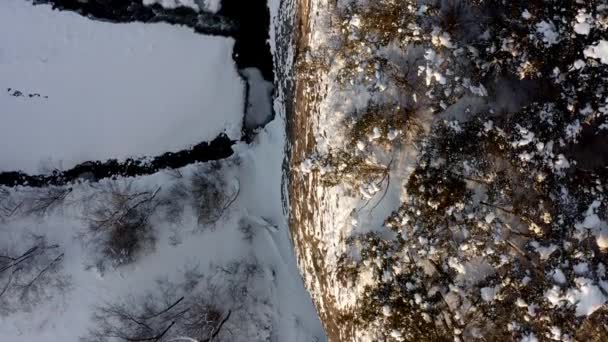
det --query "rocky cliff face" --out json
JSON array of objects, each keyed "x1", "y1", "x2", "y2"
[{"x1": 280, "y1": 0, "x2": 354, "y2": 340}]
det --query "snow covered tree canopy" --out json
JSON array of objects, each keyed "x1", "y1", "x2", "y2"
[{"x1": 291, "y1": 0, "x2": 608, "y2": 341}]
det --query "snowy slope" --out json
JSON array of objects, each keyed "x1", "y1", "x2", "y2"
[
  {"x1": 0, "y1": 0, "x2": 325, "y2": 341},
  {"x1": 0, "y1": 120, "x2": 322, "y2": 341},
  {"x1": 0, "y1": 0, "x2": 243, "y2": 173}
]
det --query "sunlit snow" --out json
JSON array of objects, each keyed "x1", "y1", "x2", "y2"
[{"x1": 0, "y1": 0, "x2": 243, "y2": 173}]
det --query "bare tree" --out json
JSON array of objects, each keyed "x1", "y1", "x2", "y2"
[
  {"x1": 83, "y1": 182, "x2": 161, "y2": 266},
  {"x1": 190, "y1": 168, "x2": 239, "y2": 226},
  {"x1": 23, "y1": 186, "x2": 73, "y2": 216},
  {"x1": 0, "y1": 234, "x2": 70, "y2": 316},
  {"x1": 0, "y1": 187, "x2": 22, "y2": 220},
  {"x1": 161, "y1": 181, "x2": 189, "y2": 226},
  {"x1": 82, "y1": 260, "x2": 267, "y2": 342},
  {"x1": 159, "y1": 165, "x2": 240, "y2": 228}
]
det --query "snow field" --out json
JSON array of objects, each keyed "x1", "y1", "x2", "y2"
[
  {"x1": 0, "y1": 0, "x2": 243, "y2": 174},
  {"x1": 0, "y1": 0, "x2": 325, "y2": 341},
  {"x1": 0, "y1": 119, "x2": 323, "y2": 341}
]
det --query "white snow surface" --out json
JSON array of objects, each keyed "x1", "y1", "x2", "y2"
[
  {"x1": 241, "y1": 68, "x2": 275, "y2": 129},
  {"x1": 0, "y1": 0, "x2": 243, "y2": 173},
  {"x1": 574, "y1": 22, "x2": 592, "y2": 35},
  {"x1": 143, "y1": 0, "x2": 200, "y2": 11},
  {"x1": 536, "y1": 21, "x2": 559, "y2": 46},
  {"x1": 0, "y1": 116, "x2": 323, "y2": 342},
  {"x1": 584, "y1": 40, "x2": 608, "y2": 65},
  {"x1": 200, "y1": 0, "x2": 222, "y2": 12},
  {"x1": 568, "y1": 278, "x2": 608, "y2": 316},
  {"x1": 480, "y1": 286, "x2": 498, "y2": 302}
]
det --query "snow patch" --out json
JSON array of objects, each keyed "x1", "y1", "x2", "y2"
[
  {"x1": 241, "y1": 68, "x2": 274, "y2": 130},
  {"x1": 480, "y1": 286, "x2": 499, "y2": 302},
  {"x1": 536, "y1": 21, "x2": 559, "y2": 46},
  {"x1": 143, "y1": 0, "x2": 200, "y2": 11},
  {"x1": 567, "y1": 278, "x2": 607, "y2": 316},
  {"x1": 584, "y1": 40, "x2": 608, "y2": 64},
  {"x1": 142, "y1": 0, "x2": 221, "y2": 12}
]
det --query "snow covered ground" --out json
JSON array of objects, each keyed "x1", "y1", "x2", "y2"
[
  {"x1": 0, "y1": 0, "x2": 243, "y2": 173},
  {"x1": 0, "y1": 118, "x2": 323, "y2": 341},
  {"x1": 242, "y1": 68, "x2": 275, "y2": 129},
  {"x1": 0, "y1": 0, "x2": 325, "y2": 341}
]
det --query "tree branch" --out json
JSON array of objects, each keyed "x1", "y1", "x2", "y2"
[
  {"x1": 203, "y1": 310, "x2": 232, "y2": 342},
  {"x1": 125, "y1": 321, "x2": 176, "y2": 342},
  {"x1": 141, "y1": 296, "x2": 185, "y2": 321},
  {"x1": 23, "y1": 252, "x2": 64, "y2": 290}
]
